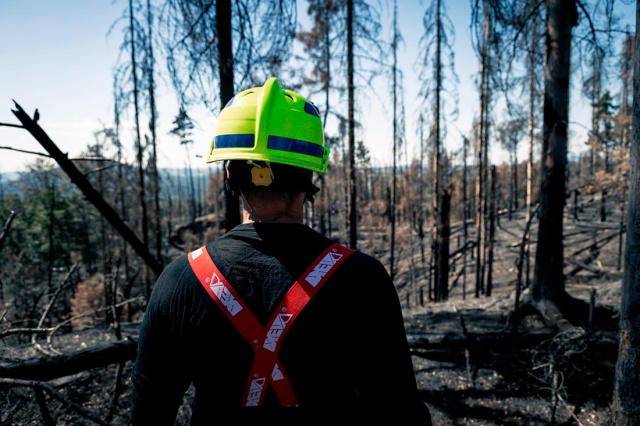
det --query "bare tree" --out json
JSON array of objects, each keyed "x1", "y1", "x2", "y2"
[
  {"x1": 145, "y1": 0, "x2": 163, "y2": 267},
  {"x1": 295, "y1": 0, "x2": 384, "y2": 249},
  {"x1": 417, "y1": 0, "x2": 459, "y2": 301},
  {"x1": 497, "y1": 117, "x2": 526, "y2": 220},
  {"x1": 522, "y1": 4, "x2": 544, "y2": 290},
  {"x1": 169, "y1": 108, "x2": 197, "y2": 222},
  {"x1": 583, "y1": 47, "x2": 606, "y2": 177},
  {"x1": 297, "y1": 0, "x2": 343, "y2": 238},
  {"x1": 471, "y1": 0, "x2": 496, "y2": 298},
  {"x1": 611, "y1": 3, "x2": 640, "y2": 422},
  {"x1": 529, "y1": 0, "x2": 578, "y2": 316},
  {"x1": 616, "y1": 31, "x2": 633, "y2": 270},
  {"x1": 112, "y1": 0, "x2": 154, "y2": 296},
  {"x1": 344, "y1": 0, "x2": 384, "y2": 249},
  {"x1": 414, "y1": 114, "x2": 428, "y2": 265},
  {"x1": 389, "y1": 0, "x2": 402, "y2": 280},
  {"x1": 523, "y1": 3, "x2": 544, "y2": 228},
  {"x1": 157, "y1": 0, "x2": 297, "y2": 232}
]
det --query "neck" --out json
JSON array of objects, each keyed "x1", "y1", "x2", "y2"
[{"x1": 241, "y1": 193, "x2": 306, "y2": 224}]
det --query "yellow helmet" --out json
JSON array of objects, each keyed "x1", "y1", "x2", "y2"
[{"x1": 207, "y1": 77, "x2": 329, "y2": 173}]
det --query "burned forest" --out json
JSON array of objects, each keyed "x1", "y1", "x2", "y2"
[{"x1": 1, "y1": 0, "x2": 639, "y2": 425}]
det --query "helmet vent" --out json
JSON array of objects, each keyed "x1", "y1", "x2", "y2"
[{"x1": 304, "y1": 102, "x2": 320, "y2": 118}]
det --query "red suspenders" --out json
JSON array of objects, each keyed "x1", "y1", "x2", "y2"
[{"x1": 188, "y1": 242, "x2": 354, "y2": 407}]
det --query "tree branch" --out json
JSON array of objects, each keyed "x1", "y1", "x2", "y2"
[
  {"x1": 0, "y1": 210, "x2": 16, "y2": 254},
  {"x1": 0, "y1": 377, "x2": 111, "y2": 426},
  {"x1": 10, "y1": 101, "x2": 162, "y2": 277},
  {"x1": 0, "y1": 339, "x2": 137, "y2": 382}
]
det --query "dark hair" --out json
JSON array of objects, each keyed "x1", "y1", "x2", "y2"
[{"x1": 225, "y1": 160, "x2": 320, "y2": 203}]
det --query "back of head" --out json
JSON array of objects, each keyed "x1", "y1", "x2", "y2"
[
  {"x1": 206, "y1": 77, "x2": 329, "y2": 203},
  {"x1": 225, "y1": 159, "x2": 317, "y2": 204}
]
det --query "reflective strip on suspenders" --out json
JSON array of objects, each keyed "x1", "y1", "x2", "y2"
[{"x1": 188, "y1": 242, "x2": 355, "y2": 407}]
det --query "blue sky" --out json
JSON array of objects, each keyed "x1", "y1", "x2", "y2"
[
  {"x1": 0, "y1": 0, "x2": 635, "y2": 174},
  {"x1": 1, "y1": 1, "x2": 128, "y2": 173}
]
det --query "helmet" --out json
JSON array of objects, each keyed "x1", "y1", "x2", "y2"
[{"x1": 207, "y1": 77, "x2": 329, "y2": 173}]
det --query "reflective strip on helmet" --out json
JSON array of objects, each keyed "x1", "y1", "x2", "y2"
[
  {"x1": 267, "y1": 135, "x2": 324, "y2": 158},
  {"x1": 215, "y1": 134, "x2": 255, "y2": 149}
]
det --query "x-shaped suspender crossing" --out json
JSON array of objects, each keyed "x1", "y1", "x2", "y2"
[{"x1": 188, "y1": 242, "x2": 354, "y2": 407}]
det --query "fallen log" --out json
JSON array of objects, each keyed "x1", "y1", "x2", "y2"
[
  {"x1": 565, "y1": 257, "x2": 606, "y2": 277},
  {"x1": 407, "y1": 330, "x2": 561, "y2": 364},
  {"x1": 0, "y1": 339, "x2": 137, "y2": 381}
]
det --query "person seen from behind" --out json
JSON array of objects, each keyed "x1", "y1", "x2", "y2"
[{"x1": 130, "y1": 77, "x2": 433, "y2": 425}]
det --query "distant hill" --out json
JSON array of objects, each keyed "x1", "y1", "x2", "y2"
[{"x1": 0, "y1": 172, "x2": 20, "y2": 183}]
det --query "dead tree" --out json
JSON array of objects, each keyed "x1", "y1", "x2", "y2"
[
  {"x1": 435, "y1": 189, "x2": 451, "y2": 301},
  {"x1": 486, "y1": 165, "x2": 496, "y2": 297},
  {"x1": 529, "y1": 0, "x2": 577, "y2": 316},
  {"x1": 611, "y1": 2, "x2": 640, "y2": 421},
  {"x1": 10, "y1": 103, "x2": 162, "y2": 277}
]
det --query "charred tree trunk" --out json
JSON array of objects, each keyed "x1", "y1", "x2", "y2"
[
  {"x1": 487, "y1": 165, "x2": 496, "y2": 297},
  {"x1": 216, "y1": 0, "x2": 240, "y2": 232},
  {"x1": 146, "y1": 0, "x2": 162, "y2": 268},
  {"x1": 128, "y1": 0, "x2": 152, "y2": 298},
  {"x1": 475, "y1": 33, "x2": 487, "y2": 298},
  {"x1": 47, "y1": 180, "x2": 55, "y2": 296},
  {"x1": 114, "y1": 109, "x2": 132, "y2": 321},
  {"x1": 0, "y1": 210, "x2": 16, "y2": 303},
  {"x1": 611, "y1": 3, "x2": 640, "y2": 421},
  {"x1": 432, "y1": 0, "x2": 443, "y2": 299},
  {"x1": 436, "y1": 190, "x2": 450, "y2": 302},
  {"x1": 462, "y1": 136, "x2": 469, "y2": 300},
  {"x1": 390, "y1": 0, "x2": 399, "y2": 280},
  {"x1": 512, "y1": 148, "x2": 518, "y2": 212},
  {"x1": 418, "y1": 115, "x2": 426, "y2": 265},
  {"x1": 530, "y1": 0, "x2": 577, "y2": 312},
  {"x1": 525, "y1": 14, "x2": 538, "y2": 225},
  {"x1": 479, "y1": 7, "x2": 492, "y2": 297},
  {"x1": 347, "y1": 0, "x2": 357, "y2": 250}
]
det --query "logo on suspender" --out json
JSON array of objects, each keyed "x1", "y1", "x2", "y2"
[
  {"x1": 271, "y1": 363, "x2": 284, "y2": 381},
  {"x1": 210, "y1": 273, "x2": 243, "y2": 316},
  {"x1": 245, "y1": 377, "x2": 266, "y2": 406},
  {"x1": 305, "y1": 251, "x2": 344, "y2": 286},
  {"x1": 263, "y1": 313, "x2": 293, "y2": 352}
]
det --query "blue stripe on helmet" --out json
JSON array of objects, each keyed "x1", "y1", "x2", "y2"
[
  {"x1": 267, "y1": 135, "x2": 323, "y2": 158},
  {"x1": 215, "y1": 134, "x2": 255, "y2": 149}
]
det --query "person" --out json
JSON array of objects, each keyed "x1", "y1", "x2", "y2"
[{"x1": 130, "y1": 77, "x2": 433, "y2": 425}]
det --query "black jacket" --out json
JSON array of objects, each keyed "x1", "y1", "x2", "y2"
[{"x1": 131, "y1": 222, "x2": 432, "y2": 425}]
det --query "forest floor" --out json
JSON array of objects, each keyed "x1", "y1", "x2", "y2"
[
  {"x1": 397, "y1": 201, "x2": 624, "y2": 426},
  {"x1": 0, "y1": 198, "x2": 626, "y2": 425}
]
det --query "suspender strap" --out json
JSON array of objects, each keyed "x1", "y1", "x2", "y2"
[
  {"x1": 243, "y1": 242, "x2": 354, "y2": 406},
  {"x1": 189, "y1": 247, "x2": 264, "y2": 342},
  {"x1": 188, "y1": 242, "x2": 354, "y2": 407}
]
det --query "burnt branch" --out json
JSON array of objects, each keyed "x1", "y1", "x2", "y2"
[
  {"x1": 10, "y1": 101, "x2": 162, "y2": 277},
  {"x1": 0, "y1": 339, "x2": 137, "y2": 382},
  {"x1": 0, "y1": 377, "x2": 110, "y2": 426},
  {"x1": 32, "y1": 263, "x2": 80, "y2": 357},
  {"x1": 0, "y1": 211, "x2": 16, "y2": 254}
]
